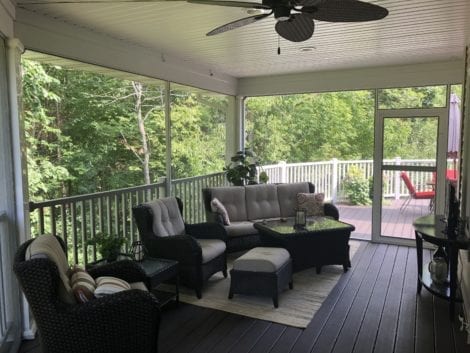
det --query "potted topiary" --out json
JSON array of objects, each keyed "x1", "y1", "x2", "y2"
[
  {"x1": 224, "y1": 148, "x2": 259, "y2": 186},
  {"x1": 87, "y1": 233, "x2": 127, "y2": 262}
]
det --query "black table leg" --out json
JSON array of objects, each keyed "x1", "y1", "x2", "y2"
[{"x1": 415, "y1": 231, "x2": 423, "y2": 294}]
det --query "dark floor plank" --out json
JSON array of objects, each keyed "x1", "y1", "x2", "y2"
[
  {"x1": 249, "y1": 323, "x2": 286, "y2": 353},
  {"x1": 190, "y1": 314, "x2": 246, "y2": 353},
  {"x1": 331, "y1": 245, "x2": 397, "y2": 353},
  {"x1": 415, "y1": 250, "x2": 435, "y2": 353},
  {"x1": 160, "y1": 306, "x2": 214, "y2": 353},
  {"x1": 208, "y1": 317, "x2": 256, "y2": 353},
  {"x1": 368, "y1": 246, "x2": 408, "y2": 353},
  {"x1": 352, "y1": 245, "x2": 403, "y2": 353},
  {"x1": 433, "y1": 295, "x2": 456, "y2": 353},
  {"x1": 269, "y1": 327, "x2": 302, "y2": 353},
  {"x1": 167, "y1": 310, "x2": 228, "y2": 353},
  {"x1": 17, "y1": 243, "x2": 470, "y2": 353},
  {"x1": 308, "y1": 244, "x2": 387, "y2": 353},
  {"x1": 228, "y1": 320, "x2": 271, "y2": 353},
  {"x1": 159, "y1": 304, "x2": 207, "y2": 341},
  {"x1": 394, "y1": 247, "x2": 418, "y2": 353},
  {"x1": 290, "y1": 240, "x2": 374, "y2": 353}
]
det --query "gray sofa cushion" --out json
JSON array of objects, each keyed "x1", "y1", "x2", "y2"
[
  {"x1": 225, "y1": 221, "x2": 258, "y2": 238},
  {"x1": 277, "y1": 182, "x2": 311, "y2": 217},
  {"x1": 245, "y1": 184, "x2": 281, "y2": 220},
  {"x1": 144, "y1": 197, "x2": 185, "y2": 237},
  {"x1": 197, "y1": 239, "x2": 226, "y2": 263},
  {"x1": 211, "y1": 186, "x2": 247, "y2": 222}
]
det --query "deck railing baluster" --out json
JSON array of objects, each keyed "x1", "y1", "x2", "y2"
[
  {"x1": 80, "y1": 201, "x2": 87, "y2": 265},
  {"x1": 50, "y1": 206, "x2": 56, "y2": 237},
  {"x1": 90, "y1": 198, "x2": 97, "y2": 262},
  {"x1": 71, "y1": 202, "x2": 78, "y2": 264}
]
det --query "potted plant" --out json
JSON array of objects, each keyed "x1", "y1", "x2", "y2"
[
  {"x1": 87, "y1": 233, "x2": 127, "y2": 262},
  {"x1": 224, "y1": 148, "x2": 259, "y2": 186}
]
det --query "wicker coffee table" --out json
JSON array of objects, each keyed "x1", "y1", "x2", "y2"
[{"x1": 254, "y1": 217, "x2": 355, "y2": 273}]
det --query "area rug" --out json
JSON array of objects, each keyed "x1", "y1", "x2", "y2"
[{"x1": 174, "y1": 240, "x2": 362, "y2": 328}]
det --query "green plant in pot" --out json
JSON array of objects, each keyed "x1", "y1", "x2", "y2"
[
  {"x1": 87, "y1": 233, "x2": 127, "y2": 262},
  {"x1": 224, "y1": 148, "x2": 259, "y2": 186}
]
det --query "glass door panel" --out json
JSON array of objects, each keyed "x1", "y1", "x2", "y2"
[{"x1": 372, "y1": 109, "x2": 447, "y2": 245}]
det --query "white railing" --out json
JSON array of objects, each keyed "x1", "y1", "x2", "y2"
[
  {"x1": 262, "y1": 158, "x2": 443, "y2": 202},
  {"x1": 29, "y1": 172, "x2": 226, "y2": 264},
  {"x1": 29, "y1": 158, "x2": 452, "y2": 264}
]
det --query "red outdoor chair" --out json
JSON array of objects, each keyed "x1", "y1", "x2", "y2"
[{"x1": 400, "y1": 172, "x2": 435, "y2": 211}]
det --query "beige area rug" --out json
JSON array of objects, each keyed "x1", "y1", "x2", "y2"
[{"x1": 174, "y1": 240, "x2": 362, "y2": 328}]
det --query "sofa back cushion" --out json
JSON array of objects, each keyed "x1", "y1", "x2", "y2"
[
  {"x1": 210, "y1": 186, "x2": 247, "y2": 222},
  {"x1": 144, "y1": 197, "x2": 185, "y2": 237},
  {"x1": 277, "y1": 182, "x2": 312, "y2": 217},
  {"x1": 245, "y1": 184, "x2": 281, "y2": 220}
]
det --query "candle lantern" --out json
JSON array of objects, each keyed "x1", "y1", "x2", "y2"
[
  {"x1": 131, "y1": 240, "x2": 146, "y2": 261},
  {"x1": 294, "y1": 208, "x2": 307, "y2": 228}
]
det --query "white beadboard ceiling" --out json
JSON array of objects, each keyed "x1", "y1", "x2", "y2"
[{"x1": 14, "y1": 0, "x2": 470, "y2": 78}]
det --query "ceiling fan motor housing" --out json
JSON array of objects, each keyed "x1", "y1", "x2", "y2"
[{"x1": 274, "y1": 6, "x2": 291, "y2": 21}]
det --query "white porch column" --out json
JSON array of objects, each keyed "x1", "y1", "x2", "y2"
[
  {"x1": 7, "y1": 38, "x2": 35, "y2": 340},
  {"x1": 226, "y1": 95, "x2": 243, "y2": 164}
]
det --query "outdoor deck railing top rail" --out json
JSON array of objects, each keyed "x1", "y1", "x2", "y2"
[{"x1": 29, "y1": 159, "x2": 448, "y2": 264}]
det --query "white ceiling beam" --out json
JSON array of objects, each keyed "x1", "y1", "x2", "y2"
[
  {"x1": 238, "y1": 60, "x2": 465, "y2": 96},
  {"x1": 0, "y1": 0, "x2": 15, "y2": 37},
  {"x1": 14, "y1": 8, "x2": 237, "y2": 95}
]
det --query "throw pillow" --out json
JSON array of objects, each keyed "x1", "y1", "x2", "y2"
[
  {"x1": 94, "y1": 276, "x2": 131, "y2": 298},
  {"x1": 297, "y1": 193, "x2": 325, "y2": 217},
  {"x1": 70, "y1": 269, "x2": 96, "y2": 303},
  {"x1": 210, "y1": 198, "x2": 230, "y2": 225}
]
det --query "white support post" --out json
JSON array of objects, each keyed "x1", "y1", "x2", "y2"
[
  {"x1": 394, "y1": 157, "x2": 401, "y2": 200},
  {"x1": 331, "y1": 158, "x2": 338, "y2": 202},
  {"x1": 279, "y1": 161, "x2": 287, "y2": 183}
]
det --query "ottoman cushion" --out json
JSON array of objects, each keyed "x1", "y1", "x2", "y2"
[{"x1": 233, "y1": 247, "x2": 290, "y2": 272}]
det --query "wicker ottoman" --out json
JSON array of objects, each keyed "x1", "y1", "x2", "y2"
[{"x1": 228, "y1": 247, "x2": 293, "y2": 308}]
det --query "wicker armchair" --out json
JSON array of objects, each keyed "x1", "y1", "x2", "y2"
[
  {"x1": 14, "y1": 237, "x2": 161, "y2": 353},
  {"x1": 133, "y1": 197, "x2": 227, "y2": 298}
]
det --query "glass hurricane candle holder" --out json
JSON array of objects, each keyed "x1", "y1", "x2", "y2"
[
  {"x1": 294, "y1": 208, "x2": 307, "y2": 228},
  {"x1": 131, "y1": 240, "x2": 146, "y2": 262}
]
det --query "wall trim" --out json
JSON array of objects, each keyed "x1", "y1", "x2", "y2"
[{"x1": 238, "y1": 60, "x2": 465, "y2": 96}]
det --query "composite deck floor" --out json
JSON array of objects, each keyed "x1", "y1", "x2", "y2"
[
  {"x1": 338, "y1": 198, "x2": 432, "y2": 241},
  {"x1": 19, "y1": 241, "x2": 469, "y2": 353}
]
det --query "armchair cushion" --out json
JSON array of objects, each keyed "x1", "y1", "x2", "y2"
[
  {"x1": 197, "y1": 239, "x2": 226, "y2": 263},
  {"x1": 225, "y1": 221, "x2": 257, "y2": 237},
  {"x1": 144, "y1": 197, "x2": 185, "y2": 237}
]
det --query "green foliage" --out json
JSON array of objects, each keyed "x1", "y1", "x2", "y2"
[
  {"x1": 224, "y1": 148, "x2": 258, "y2": 186},
  {"x1": 22, "y1": 59, "x2": 227, "y2": 201},
  {"x1": 342, "y1": 166, "x2": 370, "y2": 205},
  {"x1": 87, "y1": 233, "x2": 127, "y2": 261}
]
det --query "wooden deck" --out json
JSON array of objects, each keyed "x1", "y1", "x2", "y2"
[
  {"x1": 18, "y1": 241, "x2": 469, "y2": 353},
  {"x1": 338, "y1": 198, "x2": 432, "y2": 241}
]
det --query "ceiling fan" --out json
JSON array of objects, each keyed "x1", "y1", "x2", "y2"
[{"x1": 187, "y1": 0, "x2": 389, "y2": 42}]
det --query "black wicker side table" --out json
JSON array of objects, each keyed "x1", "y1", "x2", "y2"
[{"x1": 137, "y1": 257, "x2": 179, "y2": 307}]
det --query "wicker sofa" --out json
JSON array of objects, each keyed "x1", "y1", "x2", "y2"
[{"x1": 202, "y1": 182, "x2": 339, "y2": 252}]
